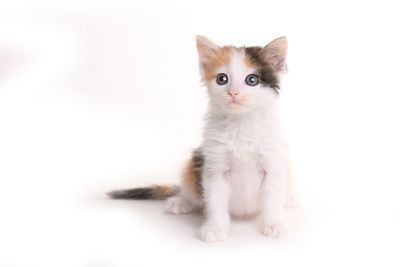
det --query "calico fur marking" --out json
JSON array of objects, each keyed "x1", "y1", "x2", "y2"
[
  {"x1": 202, "y1": 46, "x2": 234, "y2": 81},
  {"x1": 182, "y1": 148, "x2": 204, "y2": 197},
  {"x1": 108, "y1": 185, "x2": 179, "y2": 200},
  {"x1": 108, "y1": 149, "x2": 204, "y2": 200},
  {"x1": 244, "y1": 46, "x2": 280, "y2": 92}
]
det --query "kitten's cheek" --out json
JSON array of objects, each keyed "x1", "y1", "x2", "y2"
[
  {"x1": 239, "y1": 94, "x2": 253, "y2": 106},
  {"x1": 218, "y1": 92, "x2": 230, "y2": 104}
]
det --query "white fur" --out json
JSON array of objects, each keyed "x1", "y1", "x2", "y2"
[
  {"x1": 168, "y1": 48, "x2": 290, "y2": 242},
  {"x1": 165, "y1": 197, "x2": 194, "y2": 214}
]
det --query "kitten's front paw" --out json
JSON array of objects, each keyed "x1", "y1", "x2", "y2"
[
  {"x1": 197, "y1": 224, "x2": 230, "y2": 242},
  {"x1": 262, "y1": 222, "x2": 288, "y2": 238}
]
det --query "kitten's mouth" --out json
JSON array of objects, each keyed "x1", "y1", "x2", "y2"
[{"x1": 228, "y1": 99, "x2": 241, "y2": 105}]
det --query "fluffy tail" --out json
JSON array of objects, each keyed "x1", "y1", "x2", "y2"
[{"x1": 107, "y1": 185, "x2": 180, "y2": 200}]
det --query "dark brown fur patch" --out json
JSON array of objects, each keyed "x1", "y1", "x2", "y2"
[
  {"x1": 244, "y1": 47, "x2": 280, "y2": 93},
  {"x1": 192, "y1": 148, "x2": 204, "y2": 183},
  {"x1": 108, "y1": 185, "x2": 180, "y2": 200}
]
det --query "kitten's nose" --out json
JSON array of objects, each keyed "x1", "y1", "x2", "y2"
[{"x1": 228, "y1": 90, "x2": 239, "y2": 98}]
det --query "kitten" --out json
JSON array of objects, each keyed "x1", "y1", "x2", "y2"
[{"x1": 108, "y1": 35, "x2": 296, "y2": 242}]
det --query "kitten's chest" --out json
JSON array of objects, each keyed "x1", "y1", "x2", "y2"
[
  {"x1": 224, "y1": 123, "x2": 268, "y2": 160},
  {"x1": 225, "y1": 128, "x2": 265, "y2": 188},
  {"x1": 205, "y1": 113, "x2": 281, "y2": 163},
  {"x1": 225, "y1": 125, "x2": 266, "y2": 190},
  {"x1": 225, "y1": 142, "x2": 265, "y2": 217},
  {"x1": 214, "y1": 118, "x2": 272, "y2": 216}
]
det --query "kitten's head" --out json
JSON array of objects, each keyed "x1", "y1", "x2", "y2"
[{"x1": 196, "y1": 35, "x2": 287, "y2": 114}]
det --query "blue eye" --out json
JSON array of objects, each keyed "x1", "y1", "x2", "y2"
[
  {"x1": 216, "y1": 73, "x2": 228, "y2": 85},
  {"x1": 245, "y1": 74, "x2": 259, "y2": 86}
]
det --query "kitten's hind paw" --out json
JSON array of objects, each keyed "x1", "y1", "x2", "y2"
[
  {"x1": 285, "y1": 194, "x2": 299, "y2": 208},
  {"x1": 165, "y1": 197, "x2": 194, "y2": 215},
  {"x1": 262, "y1": 223, "x2": 288, "y2": 238}
]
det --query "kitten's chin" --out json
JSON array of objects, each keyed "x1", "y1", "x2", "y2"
[
  {"x1": 210, "y1": 95, "x2": 257, "y2": 114},
  {"x1": 223, "y1": 102, "x2": 253, "y2": 114}
]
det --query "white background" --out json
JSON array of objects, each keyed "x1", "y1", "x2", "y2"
[{"x1": 1, "y1": 0, "x2": 399, "y2": 266}]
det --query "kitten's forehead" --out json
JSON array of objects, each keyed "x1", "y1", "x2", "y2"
[
  {"x1": 223, "y1": 49, "x2": 255, "y2": 85},
  {"x1": 203, "y1": 46, "x2": 262, "y2": 79},
  {"x1": 229, "y1": 48, "x2": 254, "y2": 71}
]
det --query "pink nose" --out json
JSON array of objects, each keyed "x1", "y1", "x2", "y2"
[{"x1": 228, "y1": 91, "x2": 239, "y2": 98}]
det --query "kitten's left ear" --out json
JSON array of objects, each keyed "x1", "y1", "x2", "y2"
[
  {"x1": 263, "y1": 36, "x2": 288, "y2": 72},
  {"x1": 196, "y1": 35, "x2": 220, "y2": 62}
]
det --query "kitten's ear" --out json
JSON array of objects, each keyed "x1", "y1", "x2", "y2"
[
  {"x1": 196, "y1": 35, "x2": 220, "y2": 62},
  {"x1": 263, "y1": 36, "x2": 288, "y2": 72}
]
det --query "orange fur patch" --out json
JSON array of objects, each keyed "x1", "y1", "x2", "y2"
[
  {"x1": 236, "y1": 46, "x2": 244, "y2": 52},
  {"x1": 182, "y1": 159, "x2": 202, "y2": 197},
  {"x1": 243, "y1": 48, "x2": 261, "y2": 69},
  {"x1": 158, "y1": 185, "x2": 179, "y2": 197},
  {"x1": 203, "y1": 46, "x2": 234, "y2": 81}
]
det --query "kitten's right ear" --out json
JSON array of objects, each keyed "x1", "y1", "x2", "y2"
[
  {"x1": 263, "y1": 36, "x2": 288, "y2": 72},
  {"x1": 196, "y1": 35, "x2": 220, "y2": 62}
]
